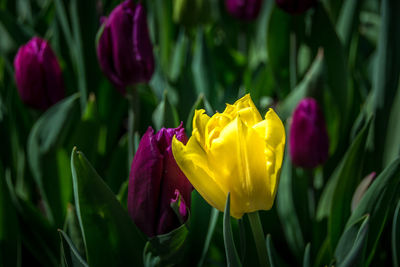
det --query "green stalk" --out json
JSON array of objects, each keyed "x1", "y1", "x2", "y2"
[
  {"x1": 127, "y1": 87, "x2": 139, "y2": 166},
  {"x1": 248, "y1": 211, "x2": 269, "y2": 267}
]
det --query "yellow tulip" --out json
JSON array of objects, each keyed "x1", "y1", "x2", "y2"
[{"x1": 172, "y1": 94, "x2": 285, "y2": 218}]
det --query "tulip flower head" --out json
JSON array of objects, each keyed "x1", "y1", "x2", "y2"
[
  {"x1": 127, "y1": 124, "x2": 192, "y2": 237},
  {"x1": 289, "y1": 98, "x2": 329, "y2": 168},
  {"x1": 275, "y1": 0, "x2": 317, "y2": 15},
  {"x1": 97, "y1": 1, "x2": 154, "y2": 92},
  {"x1": 14, "y1": 37, "x2": 65, "y2": 110},
  {"x1": 172, "y1": 94, "x2": 285, "y2": 219},
  {"x1": 225, "y1": 0, "x2": 263, "y2": 21}
]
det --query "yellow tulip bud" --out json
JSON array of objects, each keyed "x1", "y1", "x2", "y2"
[{"x1": 172, "y1": 94, "x2": 285, "y2": 218}]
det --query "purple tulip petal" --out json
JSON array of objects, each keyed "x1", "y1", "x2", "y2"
[
  {"x1": 128, "y1": 124, "x2": 192, "y2": 237},
  {"x1": 128, "y1": 127, "x2": 163, "y2": 237},
  {"x1": 225, "y1": 0, "x2": 262, "y2": 21},
  {"x1": 96, "y1": 0, "x2": 154, "y2": 90},
  {"x1": 289, "y1": 98, "x2": 329, "y2": 168},
  {"x1": 132, "y1": 3, "x2": 155, "y2": 82},
  {"x1": 13, "y1": 37, "x2": 64, "y2": 110}
]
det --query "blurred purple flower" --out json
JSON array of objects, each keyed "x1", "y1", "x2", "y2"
[
  {"x1": 225, "y1": 0, "x2": 262, "y2": 21},
  {"x1": 289, "y1": 98, "x2": 329, "y2": 169},
  {"x1": 14, "y1": 37, "x2": 65, "y2": 110},
  {"x1": 127, "y1": 124, "x2": 192, "y2": 237},
  {"x1": 275, "y1": 0, "x2": 317, "y2": 15},
  {"x1": 97, "y1": 1, "x2": 154, "y2": 92}
]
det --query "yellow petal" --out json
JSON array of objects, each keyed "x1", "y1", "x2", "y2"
[
  {"x1": 222, "y1": 94, "x2": 262, "y2": 127},
  {"x1": 207, "y1": 116, "x2": 275, "y2": 218},
  {"x1": 253, "y1": 108, "x2": 285, "y2": 149},
  {"x1": 171, "y1": 136, "x2": 227, "y2": 212},
  {"x1": 205, "y1": 112, "x2": 231, "y2": 150},
  {"x1": 192, "y1": 109, "x2": 210, "y2": 149},
  {"x1": 252, "y1": 108, "x2": 285, "y2": 197}
]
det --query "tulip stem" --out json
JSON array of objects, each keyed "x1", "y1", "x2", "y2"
[
  {"x1": 247, "y1": 211, "x2": 269, "y2": 267},
  {"x1": 127, "y1": 87, "x2": 139, "y2": 165}
]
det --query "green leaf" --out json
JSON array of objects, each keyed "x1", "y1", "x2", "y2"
[
  {"x1": 276, "y1": 50, "x2": 324, "y2": 121},
  {"x1": 383, "y1": 80, "x2": 400, "y2": 167},
  {"x1": 71, "y1": 147, "x2": 145, "y2": 267},
  {"x1": 144, "y1": 222, "x2": 189, "y2": 265},
  {"x1": 59, "y1": 229, "x2": 89, "y2": 267},
  {"x1": 5, "y1": 171, "x2": 59, "y2": 266},
  {"x1": 392, "y1": 199, "x2": 400, "y2": 267},
  {"x1": 223, "y1": 193, "x2": 242, "y2": 267},
  {"x1": 346, "y1": 157, "x2": 400, "y2": 266},
  {"x1": 303, "y1": 243, "x2": 311, "y2": 267},
  {"x1": 327, "y1": 119, "x2": 371, "y2": 250},
  {"x1": 191, "y1": 28, "x2": 216, "y2": 104},
  {"x1": 152, "y1": 90, "x2": 179, "y2": 131},
  {"x1": 152, "y1": 0, "x2": 173, "y2": 72},
  {"x1": 198, "y1": 208, "x2": 220, "y2": 267},
  {"x1": 371, "y1": 0, "x2": 400, "y2": 169},
  {"x1": 335, "y1": 215, "x2": 369, "y2": 267},
  {"x1": 336, "y1": 0, "x2": 364, "y2": 49},
  {"x1": 316, "y1": 119, "x2": 370, "y2": 224},
  {"x1": 180, "y1": 190, "x2": 213, "y2": 265},
  {"x1": 169, "y1": 29, "x2": 189, "y2": 82},
  {"x1": 0, "y1": 165, "x2": 19, "y2": 267},
  {"x1": 27, "y1": 93, "x2": 80, "y2": 225},
  {"x1": 276, "y1": 128, "x2": 305, "y2": 259},
  {"x1": 267, "y1": 5, "x2": 291, "y2": 96},
  {"x1": 266, "y1": 234, "x2": 288, "y2": 267},
  {"x1": 310, "y1": 3, "x2": 349, "y2": 129}
]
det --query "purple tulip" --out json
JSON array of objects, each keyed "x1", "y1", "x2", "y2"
[
  {"x1": 13, "y1": 37, "x2": 65, "y2": 110},
  {"x1": 97, "y1": 1, "x2": 154, "y2": 92},
  {"x1": 275, "y1": 0, "x2": 317, "y2": 15},
  {"x1": 127, "y1": 124, "x2": 192, "y2": 237},
  {"x1": 289, "y1": 98, "x2": 329, "y2": 168},
  {"x1": 225, "y1": 0, "x2": 263, "y2": 21}
]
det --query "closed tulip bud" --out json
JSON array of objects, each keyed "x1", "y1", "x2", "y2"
[
  {"x1": 172, "y1": 94, "x2": 286, "y2": 219},
  {"x1": 225, "y1": 0, "x2": 263, "y2": 21},
  {"x1": 13, "y1": 37, "x2": 65, "y2": 110},
  {"x1": 275, "y1": 0, "x2": 317, "y2": 15},
  {"x1": 97, "y1": 1, "x2": 154, "y2": 91},
  {"x1": 289, "y1": 98, "x2": 329, "y2": 169},
  {"x1": 128, "y1": 124, "x2": 192, "y2": 237}
]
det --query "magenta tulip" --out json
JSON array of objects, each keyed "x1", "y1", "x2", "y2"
[
  {"x1": 225, "y1": 0, "x2": 263, "y2": 21},
  {"x1": 289, "y1": 98, "x2": 329, "y2": 168},
  {"x1": 14, "y1": 37, "x2": 65, "y2": 110},
  {"x1": 97, "y1": 1, "x2": 154, "y2": 92},
  {"x1": 127, "y1": 124, "x2": 192, "y2": 237}
]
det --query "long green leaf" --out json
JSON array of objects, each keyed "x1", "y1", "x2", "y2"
[
  {"x1": 372, "y1": 0, "x2": 400, "y2": 169},
  {"x1": 317, "y1": 119, "x2": 370, "y2": 222},
  {"x1": 303, "y1": 243, "x2": 311, "y2": 267},
  {"x1": 71, "y1": 147, "x2": 145, "y2": 267},
  {"x1": 198, "y1": 208, "x2": 219, "y2": 267},
  {"x1": 392, "y1": 199, "x2": 400, "y2": 267},
  {"x1": 59, "y1": 229, "x2": 89, "y2": 267},
  {"x1": 346, "y1": 158, "x2": 400, "y2": 265},
  {"x1": 28, "y1": 93, "x2": 79, "y2": 225},
  {"x1": 335, "y1": 215, "x2": 369, "y2": 267},
  {"x1": 266, "y1": 5, "x2": 291, "y2": 96},
  {"x1": 310, "y1": 3, "x2": 349, "y2": 131},
  {"x1": 327, "y1": 120, "x2": 371, "y2": 249},
  {"x1": 0, "y1": 164, "x2": 19, "y2": 267},
  {"x1": 223, "y1": 193, "x2": 241, "y2": 267}
]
